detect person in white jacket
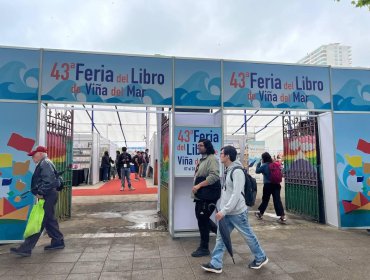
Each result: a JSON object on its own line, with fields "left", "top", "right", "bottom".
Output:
{"left": 201, "top": 145, "right": 268, "bottom": 274}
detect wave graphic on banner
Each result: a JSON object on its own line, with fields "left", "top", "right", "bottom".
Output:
{"left": 105, "top": 84, "right": 172, "bottom": 105}
{"left": 224, "top": 89, "right": 330, "bottom": 109}
{"left": 0, "top": 62, "right": 38, "bottom": 100}
{"left": 333, "top": 79, "right": 370, "bottom": 111}
{"left": 42, "top": 81, "right": 171, "bottom": 105}
{"left": 175, "top": 71, "right": 221, "bottom": 107}
{"left": 41, "top": 80, "right": 75, "bottom": 101}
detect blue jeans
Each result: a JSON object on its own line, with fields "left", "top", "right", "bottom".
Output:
{"left": 210, "top": 210, "right": 266, "bottom": 269}
{"left": 121, "top": 167, "right": 131, "bottom": 188}
{"left": 142, "top": 162, "right": 148, "bottom": 177}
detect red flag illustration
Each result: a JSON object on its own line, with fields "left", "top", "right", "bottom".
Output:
{"left": 7, "top": 133, "right": 35, "bottom": 153}
{"left": 357, "top": 139, "right": 370, "bottom": 154}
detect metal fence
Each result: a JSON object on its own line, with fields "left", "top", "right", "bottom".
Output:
{"left": 46, "top": 108, "right": 73, "bottom": 220}
{"left": 283, "top": 115, "right": 325, "bottom": 222}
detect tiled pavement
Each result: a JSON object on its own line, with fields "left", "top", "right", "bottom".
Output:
{"left": 1, "top": 216, "right": 369, "bottom": 280}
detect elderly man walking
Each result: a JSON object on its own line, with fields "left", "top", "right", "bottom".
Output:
{"left": 10, "top": 146, "right": 64, "bottom": 257}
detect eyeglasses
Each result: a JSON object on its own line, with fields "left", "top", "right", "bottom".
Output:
{"left": 197, "top": 144, "right": 204, "bottom": 147}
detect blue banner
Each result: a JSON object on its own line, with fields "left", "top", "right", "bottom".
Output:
{"left": 333, "top": 113, "right": 370, "bottom": 228}
{"left": 174, "top": 127, "right": 221, "bottom": 176}
{"left": 0, "top": 47, "right": 39, "bottom": 101}
{"left": 175, "top": 59, "right": 221, "bottom": 107}
{"left": 0, "top": 103, "right": 38, "bottom": 242}
{"left": 41, "top": 51, "right": 172, "bottom": 106}
{"left": 223, "top": 62, "right": 331, "bottom": 110}
{"left": 332, "top": 68, "right": 370, "bottom": 112}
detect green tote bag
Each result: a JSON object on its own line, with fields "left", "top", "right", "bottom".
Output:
{"left": 24, "top": 199, "right": 45, "bottom": 238}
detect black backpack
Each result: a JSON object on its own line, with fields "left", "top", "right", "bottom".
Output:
{"left": 47, "top": 160, "right": 65, "bottom": 192}
{"left": 54, "top": 170, "right": 65, "bottom": 191}
{"left": 230, "top": 167, "right": 257, "bottom": 207}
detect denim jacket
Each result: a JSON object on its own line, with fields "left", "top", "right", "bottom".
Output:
{"left": 255, "top": 162, "right": 271, "bottom": 183}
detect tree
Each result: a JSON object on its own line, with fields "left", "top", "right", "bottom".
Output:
{"left": 337, "top": 0, "right": 370, "bottom": 10}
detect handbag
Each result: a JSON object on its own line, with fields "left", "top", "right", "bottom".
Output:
{"left": 23, "top": 199, "right": 45, "bottom": 238}
{"left": 194, "top": 176, "right": 221, "bottom": 202}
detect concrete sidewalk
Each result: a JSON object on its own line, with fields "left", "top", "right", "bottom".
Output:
{"left": 1, "top": 211, "right": 369, "bottom": 280}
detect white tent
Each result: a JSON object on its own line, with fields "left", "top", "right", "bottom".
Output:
{"left": 49, "top": 104, "right": 161, "bottom": 150}
{"left": 47, "top": 104, "right": 311, "bottom": 152}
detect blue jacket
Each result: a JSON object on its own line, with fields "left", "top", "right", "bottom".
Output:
{"left": 255, "top": 162, "right": 271, "bottom": 183}
{"left": 31, "top": 157, "right": 58, "bottom": 196}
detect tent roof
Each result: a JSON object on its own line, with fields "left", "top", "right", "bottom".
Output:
{"left": 48, "top": 104, "right": 307, "bottom": 145}
{"left": 49, "top": 104, "right": 159, "bottom": 148}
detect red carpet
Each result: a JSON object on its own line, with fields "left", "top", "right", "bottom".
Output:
{"left": 72, "top": 175, "right": 158, "bottom": 196}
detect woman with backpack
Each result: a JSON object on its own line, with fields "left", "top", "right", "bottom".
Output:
{"left": 255, "top": 152, "right": 287, "bottom": 224}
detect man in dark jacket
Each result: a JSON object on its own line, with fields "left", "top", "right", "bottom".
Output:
{"left": 119, "top": 147, "right": 135, "bottom": 191}
{"left": 191, "top": 139, "right": 220, "bottom": 257}
{"left": 142, "top": 149, "right": 150, "bottom": 178}
{"left": 115, "top": 150, "right": 122, "bottom": 179}
{"left": 101, "top": 151, "right": 112, "bottom": 182}
{"left": 10, "top": 146, "right": 64, "bottom": 257}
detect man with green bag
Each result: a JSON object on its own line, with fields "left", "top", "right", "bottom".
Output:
{"left": 10, "top": 146, "right": 65, "bottom": 257}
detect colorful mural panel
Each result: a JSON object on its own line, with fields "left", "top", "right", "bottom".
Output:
{"left": 160, "top": 116, "right": 170, "bottom": 186}
{"left": 0, "top": 103, "right": 38, "bottom": 241}
{"left": 333, "top": 113, "right": 370, "bottom": 228}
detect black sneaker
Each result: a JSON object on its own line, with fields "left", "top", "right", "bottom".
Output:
{"left": 201, "top": 263, "right": 222, "bottom": 273}
{"left": 10, "top": 247, "right": 31, "bottom": 257}
{"left": 191, "top": 248, "right": 210, "bottom": 257}
{"left": 278, "top": 216, "right": 287, "bottom": 224}
{"left": 44, "top": 240, "right": 65, "bottom": 250}
{"left": 248, "top": 256, "right": 268, "bottom": 269}
{"left": 255, "top": 212, "right": 263, "bottom": 220}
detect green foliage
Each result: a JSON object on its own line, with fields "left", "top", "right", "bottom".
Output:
{"left": 337, "top": 0, "right": 370, "bottom": 9}
{"left": 353, "top": 0, "right": 370, "bottom": 7}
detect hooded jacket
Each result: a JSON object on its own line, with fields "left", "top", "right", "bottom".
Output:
{"left": 219, "top": 160, "right": 247, "bottom": 217}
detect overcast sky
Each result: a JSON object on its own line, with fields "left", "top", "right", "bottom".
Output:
{"left": 1, "top": 0, "right": 369, "bottom": 67}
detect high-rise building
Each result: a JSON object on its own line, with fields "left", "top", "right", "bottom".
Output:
{"left": 298, "top": 43, "right": 352, "bottom": 66}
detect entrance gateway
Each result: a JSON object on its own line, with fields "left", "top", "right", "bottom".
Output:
{"left": 0, "top": 46, "right": 369, "bottom": 242}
